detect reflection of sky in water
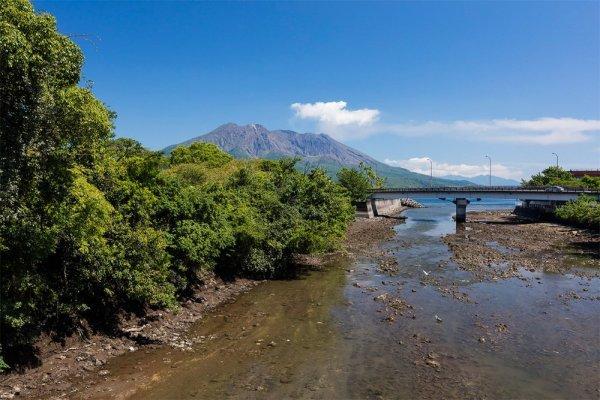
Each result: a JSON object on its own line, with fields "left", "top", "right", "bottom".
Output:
{"left": 395, "top": 198, "right": 516, "bottom": 237}
{"left": 90, "top": 197, "right": 599, "bottom": 400}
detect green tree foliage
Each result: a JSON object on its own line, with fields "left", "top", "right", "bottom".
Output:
{"left": 556, "top": 196, "right": 600, "bottom": 228}
{"left": 0, "top": 0, "right": 354, "bottom": 367}
{"left": 522, "top": 167, "right": 600, "bottom": 227}
{"left": 169, "top": 142, "right": 233, "bottom": 167}
{"left": 522, "top": 166, "right": 600, "bottom": 189}
{"left": 337, "top": 162, "right": 386, "bottom": 201}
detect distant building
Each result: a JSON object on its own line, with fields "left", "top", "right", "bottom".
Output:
{"left": 569, "top": 170, "right": 600, "bottom": 178}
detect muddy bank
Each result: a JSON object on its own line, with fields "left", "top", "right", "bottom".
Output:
{"left": 0, "top": 275, "right": 258, "bottom": 400}
{"left": 443, "top": 210, "right": 600, "bottom": 280}
{"left": 11, "top": 202, "right": 598, "bottom": 400}
{"left": 345, "top": 209, "right": 407, "bottom": 255}
{"left": 0, "top": 214, "right": 403, "bottom": 400}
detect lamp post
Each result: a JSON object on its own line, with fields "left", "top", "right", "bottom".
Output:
{"left": 426, "top": 158, "right": 433, "bottom": 187}
{"left": 552, "top": 152, "right": 559, "bottom": 168}
{"left": 484, "top": 155, "right": 491, "bottom": 187}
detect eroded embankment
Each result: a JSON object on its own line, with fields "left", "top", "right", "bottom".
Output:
{"left": 0, "top": 276, "right": 259, "bottom": 400}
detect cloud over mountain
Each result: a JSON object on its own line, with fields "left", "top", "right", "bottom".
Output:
{"left": 384, "top": 157, "right": 523, "bottom": 180}
{"left": 291, "top": 101, "right": 599, "bottom": 145}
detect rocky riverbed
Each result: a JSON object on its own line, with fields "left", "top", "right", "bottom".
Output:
{"left": 3, "top": 204, "right": 599, "bottom": 399}
{"left": 443, "top": 210, "right": 600, "bottom": 280}
{"left": 0, "top": 212, "right": 406, "bottom": 400}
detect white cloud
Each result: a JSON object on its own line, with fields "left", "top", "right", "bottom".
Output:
{"left": 290, "top": 100, "right": 599, "bottom": 145}
{"left": 386, "top": 118, "right": 599, "bottom": 145}
{"left": 384, "top": 157, "right": 523, "bottom": 180}
{"left": 290, "top": 101, "right": 379, "bottom": 140}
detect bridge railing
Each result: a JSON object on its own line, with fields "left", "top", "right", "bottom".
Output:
{"left": 369, "top": 186, "right": 600, "bottom": 194}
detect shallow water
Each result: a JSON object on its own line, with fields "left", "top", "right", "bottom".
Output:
{"left": 81, "top": 200, "right": 600, "bottom": 399}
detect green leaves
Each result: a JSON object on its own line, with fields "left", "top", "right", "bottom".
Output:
{"left": 523, "top": 166, "right": 600, "bottom": 189}
{"left": 523, "top": 167, "right": 600, "bottom": 227}
{"left": 337, "top": 162, "right": 385, "bottom": 202}
{"left": 170, "top": 142, "right": 233, "bottom": 167}
{"left": 0, "top": 0, "right": 355, "bottom": 368}
{"left": 556, "top": 195, "right": 600, "bottom": 227}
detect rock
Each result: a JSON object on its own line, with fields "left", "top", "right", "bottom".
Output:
{"left": 425, "top": 359, "right": 441, "bottom": 369}
{"left": 268, "top": 341, "right": 276, "bottom": 347}
{"left": 435, "top": 315, "right": 443, "bottom": 323}
{"left": 98, "top": 370, "right": 110, "bottom": 376}
{"left": 478, "top": 336, "right": 486, "bottom": 343}
{"left": 374, "top": 293, "right": 389, "bottom": 302}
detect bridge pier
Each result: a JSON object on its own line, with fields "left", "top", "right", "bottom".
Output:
{"left": 453, "top": 198, "right": 470, "bottom": 223}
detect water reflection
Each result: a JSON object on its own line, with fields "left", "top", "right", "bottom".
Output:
{"left": 77, "top": 199, "right": 599, "bottom": 400}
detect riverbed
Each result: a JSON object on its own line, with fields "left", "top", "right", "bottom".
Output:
{"left": 71, "top": 200, "right": 600, "bottom": 399}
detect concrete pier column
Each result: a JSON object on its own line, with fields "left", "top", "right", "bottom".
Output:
{"left": 453, "top": 198, "right": 470, "bottom": 223}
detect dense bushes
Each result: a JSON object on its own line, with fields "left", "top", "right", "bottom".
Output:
{"left": 556, "top": 196, "right": 600, "bottom": 228}
{"left": 337, "top": 162, "right": 385, "bottom": 202}
{"left": 523, "top": 166, "right": 600, "bottom": 189}
{"left": 0, "top": 0, "right": 354, "bottom": 369}
{"left": 522, "top": 167, "right": 600, "bottom": 227}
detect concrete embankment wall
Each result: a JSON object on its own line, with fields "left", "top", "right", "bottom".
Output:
{"left": 355, "top": 198, "right": 409, "bottom": 218}
{"left": 371, "top": 198, "right": 405, "bottom": 217}
{"left": 354, "top": 200, "right": 375, "bottom": 218}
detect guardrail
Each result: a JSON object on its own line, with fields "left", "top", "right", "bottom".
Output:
{"left": 369, "top": 186, "right": 600, "bottom": 194}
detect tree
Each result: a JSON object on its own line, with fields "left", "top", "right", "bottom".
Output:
{"left": 522, "top": 166, "right": 600, "bottom": 189}
{"left": 170, "top": 142, "right": 233, "bottom": 167}
{"left": 0, "top": 0, "right": 356, "bottom": 369}
{"left": 337, "top": 162, "right": 385, "bottom": 202}
{"left": 1, "top": 0, "right": 115, "bottom": 360}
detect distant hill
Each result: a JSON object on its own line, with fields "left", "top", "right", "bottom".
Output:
{"left": 163, "top": 123, "right": 473, "bottom": 187}
{"left": 439, "top": 174, "right": 520, "bottom": 186}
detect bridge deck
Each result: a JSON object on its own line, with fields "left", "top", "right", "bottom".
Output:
{"left": 369, "top": 186, "right": 600, "bottom": 201}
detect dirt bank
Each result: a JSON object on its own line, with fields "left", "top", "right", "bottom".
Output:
{"left": 442, "top": 210, "right": 600, "bottom": 280}
{"left": 345, "top": 210, "right": 406, "bottom": 255}
{"left": 0, "top": 212, "right": 406, "bottom": 400}
{"left": 0, "top": 276, "right": 258, "bottom": 400}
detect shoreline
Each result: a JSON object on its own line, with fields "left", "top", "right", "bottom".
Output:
{"left": 0, "top": 212, "right": 405, "bottom": 400}
{"left": 442, "top": 210, "right": 599, "bottom": 280}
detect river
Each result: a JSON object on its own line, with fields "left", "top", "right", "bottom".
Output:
{"left": 80, "top": 200, "right": 600, "bottom": 399}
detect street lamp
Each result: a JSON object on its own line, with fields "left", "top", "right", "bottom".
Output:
{"left": 484, "top": 155, "right": 491, "bottom": 187}
{"left": 552, "top": 152, "right": 559, "bottom": 168}
{"left": 426, "top": 158, "right": 433, "bottom": 187}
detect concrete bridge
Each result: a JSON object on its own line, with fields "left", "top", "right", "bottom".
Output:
{"left": 369, "top": 186, "right": 600, "bottom": 222}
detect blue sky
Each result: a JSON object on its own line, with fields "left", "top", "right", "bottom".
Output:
{"left": 36, "top": 1, "right": 599, "bottom": 179}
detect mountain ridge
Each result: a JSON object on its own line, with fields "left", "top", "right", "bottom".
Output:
{"left": 439, "top": 174, "right": 520, "bottom": 186}
{"left": 163, "top": 123, "right": 474, "bottom": 187}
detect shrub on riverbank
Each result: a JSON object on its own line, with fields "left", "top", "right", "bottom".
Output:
{"left": 0, "top": 0, "right": 353, "bottom": 369}
{"left": 337, "top": 162, "right": 386, "bottom": 201}
{"left": 555, "top": 196, "right": 600, "bottom": 228}
{"left": 523, "top": 166, "right": 600, "bottom": 189}
{"left": 522, "top": 167, "right": 600, "bottom": 228}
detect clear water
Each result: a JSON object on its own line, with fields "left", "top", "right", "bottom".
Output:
{"left": 78, "top": 201, "right": 600, "bottom": 400}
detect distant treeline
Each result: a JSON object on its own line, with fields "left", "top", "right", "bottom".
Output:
{"left": 0, "top": 0, "right": 358, "bottom": 369}
{"left": 522, "top": 167, "right": 600, "bottom": 227}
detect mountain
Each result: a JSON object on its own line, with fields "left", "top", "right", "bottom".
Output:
{"left": 439, "top": 175, "right": 520, "bottom": 186}
{"left": 163, "top": 123, "right": 473, "bottom": 187}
